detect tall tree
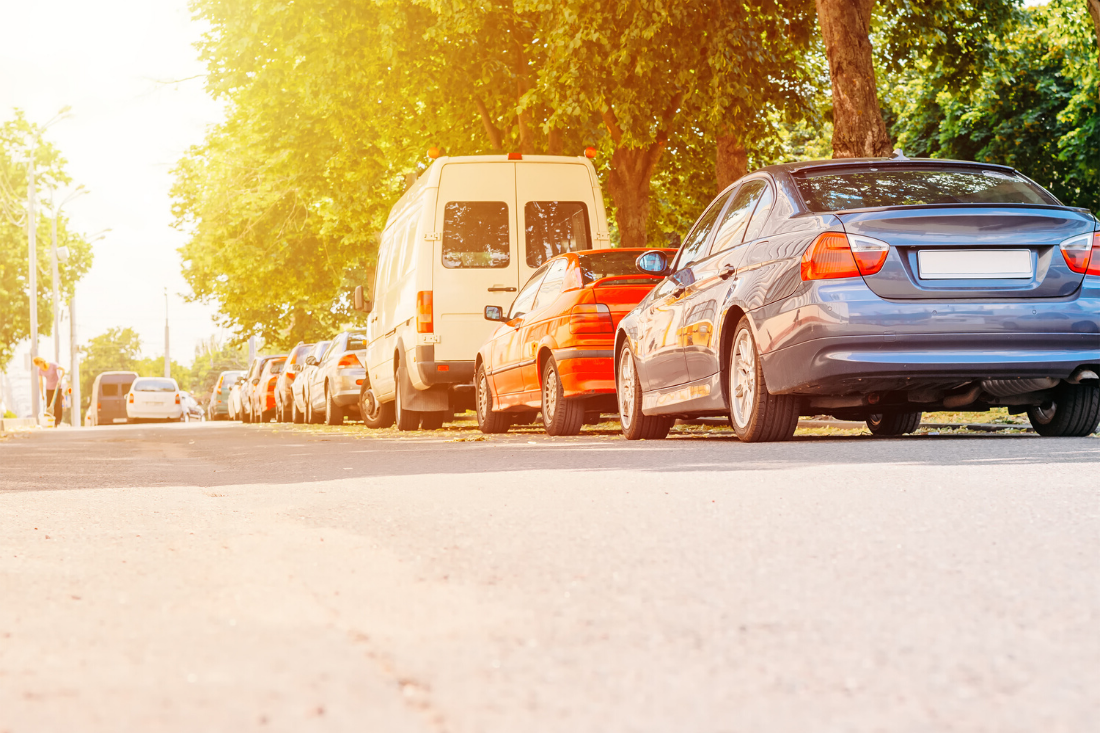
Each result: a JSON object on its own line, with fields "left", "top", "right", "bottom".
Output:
{"left": 0, "top": 111, "right": 93, "bottom": 371}
{"left": 816, "top": 0, "right": 1020, "bottom": 158}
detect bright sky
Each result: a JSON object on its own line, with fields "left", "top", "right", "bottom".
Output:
{"left": 0, "top": 0, "right": 225, "bottom": 366}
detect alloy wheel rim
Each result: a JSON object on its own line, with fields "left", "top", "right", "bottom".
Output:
{"left": 731, "top": 329, "right": 757, "bottom": 429}
{"left": 618, "top": 349, "right": 636, "bottom": 430}
{"left": 544, "top": 369, "right": 558, "bottom": 420}
{"left": 363, "top": 389, "right": 379, "bottom": 421}
{"left": 478, "top": 374, "right": 489, "bottom": 420}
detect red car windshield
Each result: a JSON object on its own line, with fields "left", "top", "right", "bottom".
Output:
{"left": 578, "top": 251, "right": 663, "bottom": 285}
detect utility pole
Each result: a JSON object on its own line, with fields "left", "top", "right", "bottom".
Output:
{"left": 27, "top": 146, "right": 39, "bottom": 421}
{"left": 70, "top": 293, "right": 80, "bottom": 426}
{"left": 50, "top": 187, "right": 85, "bottom": 364}
{"left": 164, "top": 288, "right": 171, "bottom": 379}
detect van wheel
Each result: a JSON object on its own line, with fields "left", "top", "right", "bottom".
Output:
{"left": 617, "top": 342, "right": 672, "bottom": 440}
{"left": 1027, "top": 382, "right": 1100, "bottom": 436}
{"left": 360, "top": 388, "right": 394, "bottom": 429}
{"left": 324, "top": 388, "right": 344, "bottom": 426}
{"left": 394, "top": 365, "right": 420, "bottom": 431}
{"left": 542, "top": 357, "right": 584, "bottom": 436}
{"left": 419, "top": 412, "right": 446, "bottom": 430}
{"left": 728, "top": 317, "right": 799, "bottom": 443}
{"left": 475, "top": 364, "right": 509, "bottom": 434}
{"left": 867, "top": 411, "right": 923, "bottom": 436}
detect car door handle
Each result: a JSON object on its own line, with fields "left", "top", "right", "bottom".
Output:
{"left": 719, "top": 265, "right": 737, "bottom": 280}
{"left": 488, "top": 285, "right": 517, "bottom": 292}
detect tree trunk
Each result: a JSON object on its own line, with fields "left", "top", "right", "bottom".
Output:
{"left": 716, "top": 130, "right": 748, "bottom": 192}
{"left": 547, "top": 128, "right": 563, "bottom": 156}
{"left": 607, "top": 145, "right": 664, "bottom": 249}
{"left": 1088, "top": 0, "right": 1100, "bottom": 70}
{"left": 815, "top": 0, "right": 892, "bottom": 158}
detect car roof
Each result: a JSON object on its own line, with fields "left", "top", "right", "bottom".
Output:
{"left": 759, "top": 156, "right": 1017, "bottom": 177}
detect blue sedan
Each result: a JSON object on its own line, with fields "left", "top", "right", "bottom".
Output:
{"left": 615, "top": 157, "right": 1100, "bottom": 441}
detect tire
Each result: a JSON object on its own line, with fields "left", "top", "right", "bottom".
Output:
{"left": 419, "top": 411, "right": 446, "bottom": 430}
{"left": 242, "top": 405, "right": 252, "bottom": 424}
{"left": 727, "top": 317, "right": 799, "bottom": 442}
{"left": 291, "top": 398, "right": 302, "bottom": 424}
{"left": 541, "top": 357, "right": 584, "bottom": 436}
{"left": 308, "top": 398, "right": 323, "bottom": 425}
{"left": 394, "top": 364, "right": 420, "bottom": 431}
{"left": 360, "top": 387, "right": 395, "bottom": 429}
{"left": 616, "top": 342, "right": 672, "bottom": 440}
{"left": 324, "top": 387, "right": 344, "bottom": 426}
{"left": 475, "top": 363, "right": 510, "bottom": 434}
{"left": 867, "top": 411, "right": 923, "bottom": 436}
{"left": 1027, "top": 382, "right": 1100, "bottom": 437}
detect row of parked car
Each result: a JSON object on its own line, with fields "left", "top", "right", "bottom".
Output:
{"left": 209, "top": 152, "right": 1100, "bottom": 440}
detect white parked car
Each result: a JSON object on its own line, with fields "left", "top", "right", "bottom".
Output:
{"left": 126, "top": 377, "right": 183, "bottom": 423}
{"left": 356, "top": 153, "right": 611, "bottom": 432}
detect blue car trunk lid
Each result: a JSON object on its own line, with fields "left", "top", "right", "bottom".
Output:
{"left": 838, "top": 206, "right": 1095, "bottom": 299}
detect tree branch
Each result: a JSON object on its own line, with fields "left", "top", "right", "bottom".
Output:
{"left": 474, "top": 98, "right": 504, "bottom": 151}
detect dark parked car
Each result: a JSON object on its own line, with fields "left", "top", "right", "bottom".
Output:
{"left": 615, "top": 156, "right": 1100, "bottom": 442}
{"left": 207, "top": 370, "right": 244, "bottom": 420}
{"left": 88, "top": 371, "right": 139, "bottom": 426}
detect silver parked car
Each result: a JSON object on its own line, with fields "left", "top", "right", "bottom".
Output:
{"left": 291, "top": 340, "right": 330, "bottom": 423}
{"left": 307, "top": 331, "right": 367, "bottom": 425}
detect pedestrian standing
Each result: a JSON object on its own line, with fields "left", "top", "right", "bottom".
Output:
{"left": 33, "top": 357, "right": 65, "bottom": 428}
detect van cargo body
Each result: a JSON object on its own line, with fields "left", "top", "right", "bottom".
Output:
{"left": 90, "top": 371, "right": 138, "bottom": 426}
{"left": 362, "top": 155, "right": 610, "bottom": 430}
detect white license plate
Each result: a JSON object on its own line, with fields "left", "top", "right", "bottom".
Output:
{"left": 917, "top": 249, "right": 1032, "bottom": 280}
{"left": 113, "top": 418, "right": 127, "bottom": 423}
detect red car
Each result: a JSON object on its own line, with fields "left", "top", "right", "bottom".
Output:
{"left": 250, "top": 355, "right": 286, "bottom": 423}
{"left": 475, "top": 248, "right": 675, "bottom": 435}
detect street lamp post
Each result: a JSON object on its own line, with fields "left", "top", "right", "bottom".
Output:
{"left": 25, "top": 106, "right": 71, "bottom": 423}
{"left": 50, "top": 186, "right": 86, "bottom": 363}
{"left": 164, "top": 288, "right": 171, "bottom": 379}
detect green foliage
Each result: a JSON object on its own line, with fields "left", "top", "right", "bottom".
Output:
{"left": 890, "top": 0, "right": 1099, "bottom": 211}
{"left": 185, "top": 342, "right": 249, "bottom": 401}
{"left": 0, "top": 110, "right": 94, "bottom": 371}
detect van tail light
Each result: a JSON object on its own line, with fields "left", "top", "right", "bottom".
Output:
{"left": 417, "top": 291, "right": 433, "bottom": 333}
{"left": 1060, "top": 233, "right": 1100, "bottom": 275}
{"left": 174, "top": 393, "right": 181, "bottom": 405}
{"left": 801, "top": 232, "right": 889, "bottom": 281}
{"left": 569, "top": 303, "right": 614, "bottom": 334}
{"left": 337, "top": 353, "right": 362, "bottom": 369}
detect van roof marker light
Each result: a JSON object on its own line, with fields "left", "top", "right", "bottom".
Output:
{"left": 584, "top": 146, "right": 597, "bottom": 159}
{"left": 428, "top": 146, "right": 441, "bottom": 159}
{"left": 508, "top": 152, "right": 523, "bottom": 160}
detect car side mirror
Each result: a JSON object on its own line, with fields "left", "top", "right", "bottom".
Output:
{"left": 353, "top": 285, "right": 373, "bottom": 314}
{"left": 636, "top": 250, "right": 670, "bottom": 276}
{"left": 484, "top": 305, "right": 506, "bottom": 322}
{"left": 251, "top": 378, "right": 260, "bottom": 385}
{"left": 305, "top": 356, "right": 318, "bottom": 366}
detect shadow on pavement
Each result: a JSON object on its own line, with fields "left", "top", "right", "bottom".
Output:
{"left": 0, "top": 420, "right": 1097, "bottom": 493}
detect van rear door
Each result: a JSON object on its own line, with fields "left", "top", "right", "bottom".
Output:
{"left": 433, "top": 162, "right": 521, "bottom": 363}
{"left": 516, "top": 162, "right": 600, "bottom": 278}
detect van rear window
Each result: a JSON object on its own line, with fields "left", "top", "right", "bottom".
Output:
{"left": 442, "top": 202, "right": 510, "bottom": 268}
{"left": 101, "top": 384, "right": 118, "bottom": 396}
{"left": 525, "top": 202, "right": 590, "bottom": 267}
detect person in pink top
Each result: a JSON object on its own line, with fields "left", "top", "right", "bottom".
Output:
{"left": 33, "top": 357, "right": 65, "bottom": 428}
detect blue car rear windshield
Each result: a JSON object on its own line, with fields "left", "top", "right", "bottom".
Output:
{"left": 794, "top": 167, "right": 1059, "bottom": 212}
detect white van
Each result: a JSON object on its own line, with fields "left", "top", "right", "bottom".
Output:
{"left": 356, "top": 154, "right": 610, "bottom": 431}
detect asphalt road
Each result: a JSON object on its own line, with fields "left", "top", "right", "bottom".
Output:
{"left": 1, "top": 420, "right": 1098, "bottom": 732}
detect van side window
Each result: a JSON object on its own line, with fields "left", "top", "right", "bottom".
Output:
{"left": 525, "top": 202, "right": 590, "bottom": 267}
{"left": 387, "top": 223, "right": 406, "bottom": 282}
{"left": 398, "top": 210, "right": 420, "bottom": 276}
{"left": 532, "top": 258, "right": 569, "bottom": 311}
{"left": 442, "top": 202, "right": 510, "bottom": 268}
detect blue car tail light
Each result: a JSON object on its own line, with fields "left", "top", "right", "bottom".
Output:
{"left": 801, "top": 232, "right": 889, "bottom": 281}
{"left": 1060, "top": 233, "right": 1100, "bottom": 275}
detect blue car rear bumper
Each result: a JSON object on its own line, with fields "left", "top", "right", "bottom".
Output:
{"left": 755, "top": 281, "right": 1100, "bottom": 395}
